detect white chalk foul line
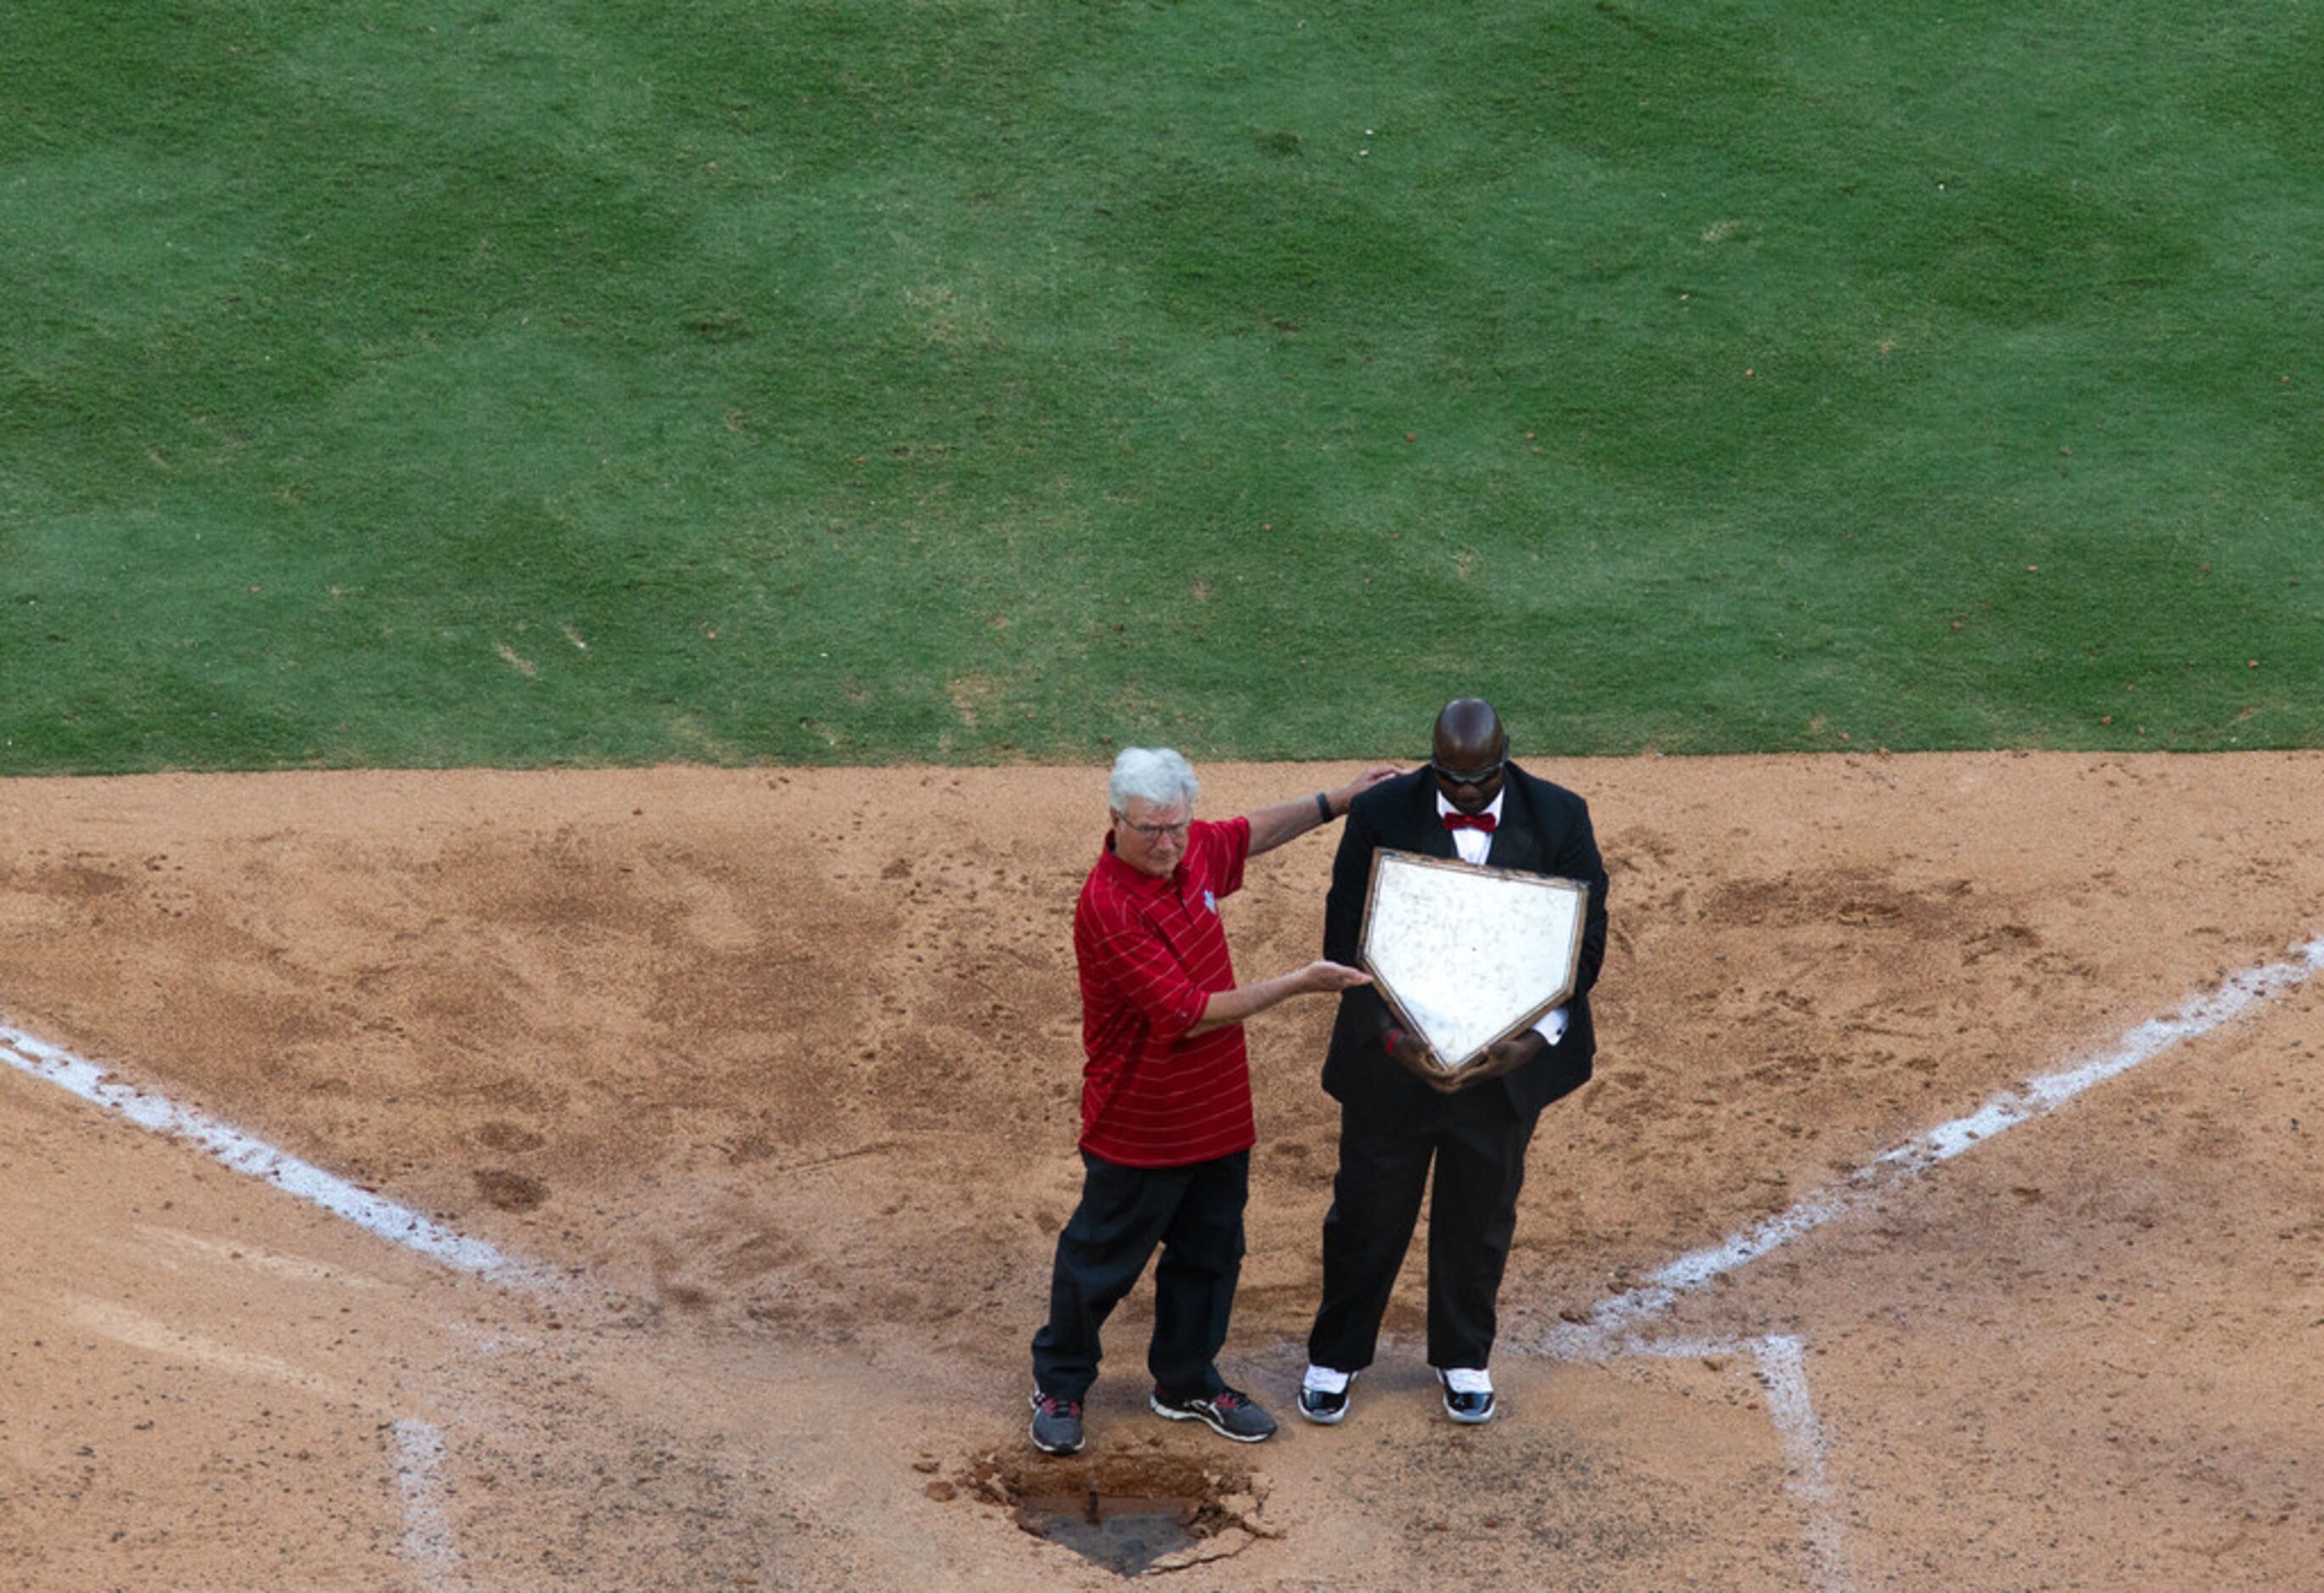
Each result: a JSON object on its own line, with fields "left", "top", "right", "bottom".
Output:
{"left": 0, "top": 1020, "right": 544, "bottom": 1288}
{"left": 1531, "top": 935, "right": 2324, "bottom": 1357}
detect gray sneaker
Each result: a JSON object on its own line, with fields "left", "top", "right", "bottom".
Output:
{"left": 1149, "top": 1384, "right": 1278, "bottom": 1443}
{"left": 1029, "top": 1390, "right": 1084, "bottom": 1456}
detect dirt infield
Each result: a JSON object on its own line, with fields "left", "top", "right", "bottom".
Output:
{"left": 4, "top": 753, "right": 2321, "bottom": 1590}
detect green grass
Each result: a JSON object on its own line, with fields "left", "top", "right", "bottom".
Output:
{"left": 3, "top": 0, "right": 2319, "bottom": 772}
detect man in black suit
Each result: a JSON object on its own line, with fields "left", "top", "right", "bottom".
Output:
{"left": 1298, "top": 697, "right": 1610, "bottom": 1426}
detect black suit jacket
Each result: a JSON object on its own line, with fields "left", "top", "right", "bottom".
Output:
{"left": 1320, "top": 763, "right": 1610, "bottom": 1119}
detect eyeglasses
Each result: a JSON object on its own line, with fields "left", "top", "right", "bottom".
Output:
{"left": 1122, "top": 817, "right": 1192, "bottom": 841}
{"left": 1431, "top": 759, "right": 1505, "bottom": 790}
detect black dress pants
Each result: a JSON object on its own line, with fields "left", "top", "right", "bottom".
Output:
{"left": 1308, "top": 1086, "right": 1538, "bottom": 1373}
{"left": 1032, "top": 1149, "right": 1248, "bottom": 1403}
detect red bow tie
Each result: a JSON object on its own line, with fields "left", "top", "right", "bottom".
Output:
{"left": 1442, "top": 811, "right": 1497, "bottom": 833}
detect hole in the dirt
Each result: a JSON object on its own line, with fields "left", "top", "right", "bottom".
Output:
{"left": 1015, "top": 1490, "right": 1201, "bottom": 1577}
{"left": 970, "top": 1449, "right": 1261, "bottom": 1577}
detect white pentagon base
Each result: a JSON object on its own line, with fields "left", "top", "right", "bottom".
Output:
{"left": 1358, "top": 849, "right": 1588, "bottom": 1072}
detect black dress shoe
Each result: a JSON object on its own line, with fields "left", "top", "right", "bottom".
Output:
{"left": 1435, "top": 1367, "right": 1496, "bottom": 1425}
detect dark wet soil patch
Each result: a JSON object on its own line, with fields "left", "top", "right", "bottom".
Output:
{"left": 959, "top": 1447, "right": 1274, "bottom": 1575}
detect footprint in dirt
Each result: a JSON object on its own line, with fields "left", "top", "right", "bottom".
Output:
{"left": 473, "top": 1168, "right": 549, "bottom": 1211}
{"left": 474, "top": 1120, "right": 546, "bottom": 1154}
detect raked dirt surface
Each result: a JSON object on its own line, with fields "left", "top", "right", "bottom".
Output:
{"left": 4, "top": 752, "right": 2322, "bottom": 1589}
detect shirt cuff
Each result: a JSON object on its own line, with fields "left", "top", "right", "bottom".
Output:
{"left": 1532, "top": 1006, "right": 1569, "bottom": 1047}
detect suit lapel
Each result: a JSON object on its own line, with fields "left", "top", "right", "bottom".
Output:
{"left": 1417, "top": 779, "right": 1459, "bottom": 861}
{"left": 1483, "top": 769, "right": 1535, "bottom": 871}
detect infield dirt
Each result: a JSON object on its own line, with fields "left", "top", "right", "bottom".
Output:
{"left": 4, "top": 752, "right": 2321, "bottom": 1589}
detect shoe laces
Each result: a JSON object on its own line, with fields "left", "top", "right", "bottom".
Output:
{"left": 1036, "top": 1394, "right": 1082, "bottom": 1417}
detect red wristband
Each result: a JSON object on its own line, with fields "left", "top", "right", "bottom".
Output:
{"left": 1382, "top": 1028, "right": 1403, "bottom": 1055}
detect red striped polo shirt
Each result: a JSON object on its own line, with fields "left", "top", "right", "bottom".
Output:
{"left": 1073, "top": 816, "right": 1253, "bottom": 1166}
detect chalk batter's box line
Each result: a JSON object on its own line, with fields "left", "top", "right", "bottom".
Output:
{"left": 394, "top": 1417, "right": 470, "bottom": 1591}
{"left": 1628, "top": 1334, "right": 1842, "bottom": 1587}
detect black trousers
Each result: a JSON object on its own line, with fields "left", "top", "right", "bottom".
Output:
{"left": 1032, "top": 1149, "right": 1249, "bottom": 1403}
{"left": 1308, "top": 1087, "right": 1539, "bottom": 1373}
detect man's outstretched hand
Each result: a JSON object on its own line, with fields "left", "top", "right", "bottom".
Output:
{"left": 1296, "top": 960, "right": 1373, "bottom": 994}
{"left": 1329, "top": 764, "right": 1403, "bottom": 813}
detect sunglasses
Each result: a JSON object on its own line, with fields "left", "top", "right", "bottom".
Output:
{"left": 1431, "top": 758, "right": 1505, "bottom": 789}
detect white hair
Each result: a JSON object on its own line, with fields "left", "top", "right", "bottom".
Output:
{"left": 1108, "top": 746, "right": 1199, "bottom": 814}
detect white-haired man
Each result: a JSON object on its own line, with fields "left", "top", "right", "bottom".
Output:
{"left": 1028, "top": 746, "right": 1396, "bottom": 1456}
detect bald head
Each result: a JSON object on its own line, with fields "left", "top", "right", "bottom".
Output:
{"left": 1431, "top": 698, "right": 1508, "bottom": 814}
{"left": 1433, "top": 698, "right": 1505, "bottom": 766}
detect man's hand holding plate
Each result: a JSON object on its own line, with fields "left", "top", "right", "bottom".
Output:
{"left": 1385, "top": 1027, "right": 1464, "bottom": 1094}
{"left": 1449, "top": 1029, "right": 1546, "bottom": 1091}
